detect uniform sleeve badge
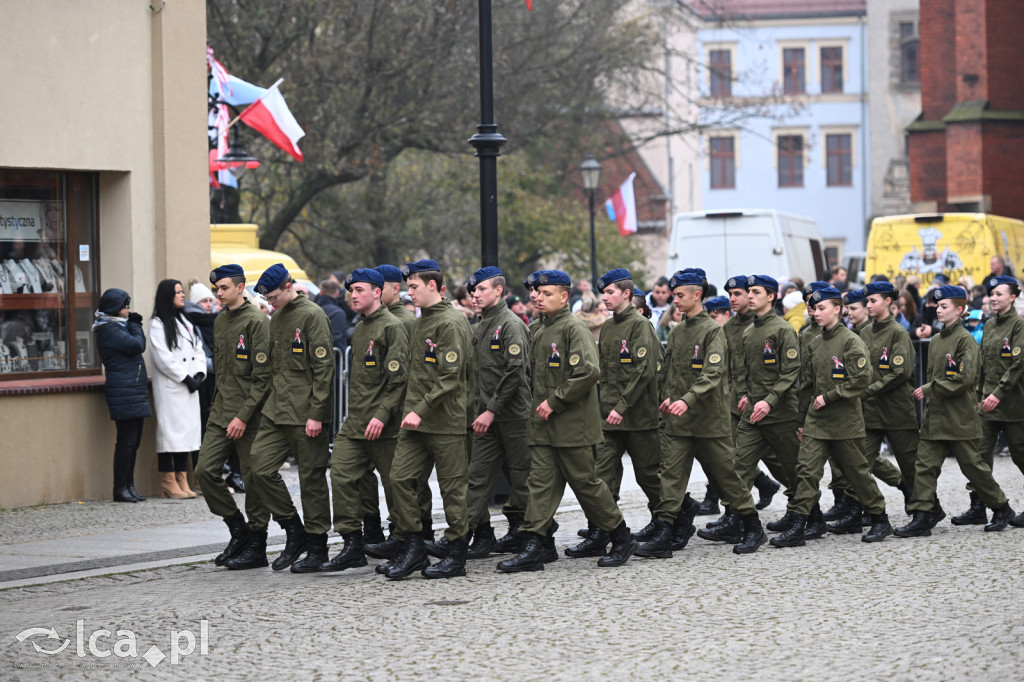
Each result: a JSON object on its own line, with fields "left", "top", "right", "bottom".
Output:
{"left": 569, "top": 353, "right": 580, "bottom": 366}
{"left": 445, "top": 350, "right": 459, "bottom": 364}
{"left": 786, "top": 348, "right": 798, "bottom": 360}
{"left": 388, "top": 360, "right": 401, "bottom": 372}
{"left": 255, "top": 352, "right": 268, "bottom": 364}
{"left": 637, "top": 346, "right": 647, "bottom": 358}
{"left": 508, "top": 344, "right": 521, "bottom": 356}
{"left": 315, "top": 346, "right": 328, "bottom": 359}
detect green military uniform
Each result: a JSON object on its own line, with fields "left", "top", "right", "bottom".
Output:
{"left": 976, "top": 306, "right": 1024, "bottom": 479}
{"left": 803, "top": 319, "right": 851, "bottom": 498}
{"left": 732, "top": 308, "right": 801, "bottom": 495}
{"left": 388, "top": 300, "right": 417, "bottom": 329}
{"left": 249, "top": 292, "right": 335, "bottom": 534}
{"left": 522, "top": 305, "right": 624, "bottom": 535}
{"left": 331, "top": 304, "right": 409, "bottom": 535}
{"left": 196, "top": 299, "right": 272, "bottom": 530}
{"left": 909, "top": 319, "right": 1008, "bottom": 512}
{"left": 859, "top": 315, "right": 918, "bottom": 488}
{"left": 653, "top": 310, "right": 756, "bottom": 523}
{"left": 725, "top": 309, "right": 755, "bottom": 429}
{"left": 390, "top": 299, "right": 474, "bottom": 541}
{"left": 789, "top": 322, "right": 886, "bottom": 516}
{"left": 595, "top": 304, "right": 662, "bottom": 507}
{"left": 465, "top": 298, "right": 532, "bottom": 527}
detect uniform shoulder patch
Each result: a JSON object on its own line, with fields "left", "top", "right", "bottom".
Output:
{"left": 569, "top": 353, "right": 580, "bottom": 366}
{"left": 1014, "top": 347, "right": 1022, "bottom": 357}
{"left": 892, "top": 355, "right": 904, "bottom": 366}
{"left": 786, "top": 348, "right": 798, "bottom": 359}
{"left": 255, "top": 352, "right": 268, "bottom": 364}
{"left": 637, "top": 346, "right": 647, "bottom": 358}
{"left": 445, "top": 350, "right": 459, "bottom": 363}
{"left": 388, "top": 360, "right": 401, "bottom": 372}
{"left": 708, "top": 353, "right": 721, "bottom": 364}
{"left": 315, "top": 346, "right": 328, "bottom": 359}
{"left": 857, "top": 357, "right": 867, "bottom": 368}
{"left": 657, "top": 361, "right": 662, "bottom": 372}
{"left": 508, "top": 343, "right": 521, "bottom": 356}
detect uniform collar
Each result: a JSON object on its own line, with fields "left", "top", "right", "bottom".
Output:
{"left": 421, "top": 299, "right": 451, "bottom": 316}
{"left": 821, "top": 321, "right": 843, "bottom": 340}
{"left": 753, "top": 308, "right": 777, "bottom": 326}
{"left": 612, "top": 304, "right": 637, "bottom": 323}
{"left": 995, "top": 307, "right": 1019, "bottom": 324}
{"left": 735, "top": 308, "right": 754, "bottom": 323}
{"left": 543, "top": 305, "right": 571, "bottom": 325}
{"left": 363, "top": 303, "right": 386, "bottom": 321}
{"left": 685, "top": 310, "right": 710, "bottom": 326}
{"left": 939, "top": 319, "right": 961, "bottom": 336}
{"left": 481, "top": 297, "right": 509, "bottom": 320}
{"left": 871, "top": 315, "right": 895, "bottom": 332}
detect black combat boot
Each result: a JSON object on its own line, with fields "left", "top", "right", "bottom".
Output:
{"left": 766, "top": 511, "right": 798, "bottom": 532}
{"left": 894, "top": 511, "right": 932, "bottom": 537}
{"left": 754, "top": 472, "right": 781, "bottom": 510}
{"left": 565, "top": 527, "right": 610, "bottom": 558}
{"left": 929, "top": 498, "right": 946, "bottom": 527}
{"left": 733, "top": 514, "right": 767, "bottom": 554}
{"left": 541, "top": 520, "right": 560, "bottom": 563}
{"left": 421, "top": 517, "right": 435, "bottom": 541}
{"left": 635, "top": 519, "right": 673, "bottom": 558}
{"left": 494, "top": 513, "right": 524, "bottom": 554}
{"left": 697, "top": 511, "right": 743, "bottom": 543}
{"left": 951, "top": 492, "right": 987, "bottom": 525}
{"left": 598, "top": 523, "right": 637, "bottom": 567}
{"left": 632, "top": 515, "right": 659, "bottom": 542}
{"left": 984, "top": 502, "right": 1015, "bottom": 532}
{"left": 769, "top": 513, "right": 807, "bottom": 548}
{"left": 822, "top": 491, "right": 849, "bottom": 520}
{"left": 385, "top": 534, "right": 429, "bottom": 580}
{"left": 577, "top": 522, "right": 594, "bottom": 538}
{"left": 827, "top": 499, "right": 864, "bottom": 535}
{"left": 424, "top": 535, "right": 451, "bottom": 559}
{"left": 322, "top": 531, "right": 368, "bottom": 572}
{"left": 365, "top": 534, "right": 404, "bottom": 560}
{"left": 362, "top": 515, "right": 386, "bottom": 545}
{"left": 291, "top": 533, "right": 329, "bottom": 573}
{"left": 705, "top": 507, "right": 732, "bottom": 528}
{"left": 671, "top": 494, "right": 698, "bottom": 550}
{"left": 423, "top": 536, "right": 467, "bottom": 579}
{"left": 271, "top": 516, "right": 306, "bottom": 571}
{"left": 466, "top": 523, "right": 497, "bottom": 560}
{"left": 862, "top": 513, "right": 893, "bottom": 543}
{"left": 897, "top": 478, "right": 913, "bottom": 508}
{"left": 803, "top": 504, "right": 828, "bottom": 540}
{"left": 225, "top": 530, "right": 269, "bottom": 570}
{"left": 1011, "top": 510, "right": 1024, "bottom": 528}
{"left": 215, "top": 512, "right": 250, "bottom": 566}
{"left": 496, "top": 533, "right": 546, "bottom": 573}
{"left": 696, "top": 483, "right": 720, "bottom": 516}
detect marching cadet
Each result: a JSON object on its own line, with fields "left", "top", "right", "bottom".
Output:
{"left": 462, "top": 266, "right": 532, "bottom": 560}
{"left": 194, "top": 264, "right": 273, "bottom": 570}
{"left": 590, "top": 269, "right": 663, "bottom": 541}
{"left": 895, "top": 285, "right": 1017, "bottom": 536}
{"left": 249, "top": 264, "right": 336, "bottom": 572}
{"left": 771, "top": 286, "right": 893, "bottom": 547}
{"left": 636, "top": 269, "right": 766, "bottom": 558}
{"left": 497, "top": 270, "right": 637, "bottom": 572}
{"left": 965, "top": 275, "right": 1024, "bottom": 527}
{"left": 320, "top": 269, "right": 409, "bottom": 572}
{"left": 377, "top": 264, "right": 417, "bottom": 330}
{"left": 381, "top": 260, "right": 474, "bottom": 580}
{"left": 705, "top": 296, "right": 731, "bottom": 326}
{"left": 844, "top": 288, "right": 872, "bottom": 335}
{"left": 732, "top": 275, "right": 802, "bottom": 535}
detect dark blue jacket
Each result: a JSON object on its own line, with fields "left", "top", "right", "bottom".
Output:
{"left": 94, "top": 317, "right": 153, "bottom": 421}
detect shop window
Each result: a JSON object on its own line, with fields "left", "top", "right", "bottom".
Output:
{"left": 0, "top": 170, "right": 100, "bottom": 378}
{"left": 709, "top": 136, "right": 736, "bottom": 189}
{"left": 777, "top": 135, "right": 804, "bottom": 188}
{"left": 783, "top": 48, "right": 805, "bottom": 95}
{"left": 821, "top": 46, "right": 843, "bottom": 94}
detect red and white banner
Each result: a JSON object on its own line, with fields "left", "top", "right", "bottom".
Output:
{"left": 238, "top": 82, "right": 305, "bottom": 162}
{"left": 604, "top": 172, "right": 637, "bottom": 236}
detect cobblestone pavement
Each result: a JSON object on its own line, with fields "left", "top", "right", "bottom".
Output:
{"left": 1, "top": 457, "right": 1023, "bottom": 680}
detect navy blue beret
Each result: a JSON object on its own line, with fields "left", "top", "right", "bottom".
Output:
{"left": 210, "top": 263, "right": 245, "bottom": 284}
{"left": 255, "top": 263, "right": 289, "bottom": 295}
{"left": 597, "top": 268, "right": 632, "bottom": 292}
{"left": 809, "top": 286, "right": 843, "bottom": 303}
{"left": 704, "top": 296, "right": 730, "bottom": 312}
{"left": 933, "top": 285, "right": 968, "bottom": 302}
{"left": 468, "top": 266, "right": 503, "bottom": 292}
{"left": 682, "top": 267, "right": 707, "bottom": 281}
{"left": 537, "top": 270, "right": 571, "bottom": 286}
{"left": 524, "top": 271, "right": 541, "bottom": 289}
{"left": 864, "top": 281, "right": 897, "bottom": 298}
{"left": 669, "top": 270, "right": 703, "bottom": 289}
{"left": 345, "top": 268, "right": 385, "bottom": 291}
{"left": 724, "top": 275, "right": 748, "bottom": 291}
{"left": 375, "top": 264, "right": 403, "bottom": 283}
{"left": 803, "top": 280, "right": 830, "bottom": 301}
{"left": 843, "top": 288, "right": 867, "bottom": 305}
{"left": 746, "top": 275, "right": 778, "bottom": 292}
{"left": 931, "top": 273, "right": 949, "bottom": 285}
{"left": 633, "top": 286, "right": 645, "bottom": 297}
{"left": 401, "top": 259, "right": 441, "bottom": 280}
{"left": 986, "top": 275, "right": 1019, "bottom": 295}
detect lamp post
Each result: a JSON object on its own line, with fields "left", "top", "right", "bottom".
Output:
{"left": 580, "top": 155, "right": 602, "bottom": 292}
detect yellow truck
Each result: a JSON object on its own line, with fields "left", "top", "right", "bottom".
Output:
{"left": 210, "top": 223, "right": 316, "bottom": 289}
{"left": 865, "top": 213, "right": 1024, "bottom": 287}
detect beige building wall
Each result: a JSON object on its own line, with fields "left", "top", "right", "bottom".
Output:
{"left": 0, "top": 0, "right": 208, "bottom": 506}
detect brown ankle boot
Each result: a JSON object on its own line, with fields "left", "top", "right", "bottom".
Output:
{"left": 175, "top": 471, "right": 197, "bottom": 498}
{"left": 161, "top": 472, "right": 189, "bottom": 499}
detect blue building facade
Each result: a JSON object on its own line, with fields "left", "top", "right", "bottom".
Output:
{"left": 695, "top": 2, "right": 869, "bottom": 265}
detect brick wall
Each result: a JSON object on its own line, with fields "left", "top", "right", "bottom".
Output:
{"left": 909, "top": 129, "right": 948, "bottom": 209}
{"left": 919, "top": 0, "right": 956, "bottom": 120}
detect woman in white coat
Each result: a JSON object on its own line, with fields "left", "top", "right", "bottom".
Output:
{"left": 149, "top": 279, "right": 206, "bottom": 498}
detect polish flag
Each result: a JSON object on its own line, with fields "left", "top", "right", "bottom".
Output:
{"left": 525, "top": 0, "right": 533, "bottom": 9}
{"left": 238, "top": 81, "right": 305, "bottom": 162}
{"left": 604, "top": 172, "right": 637, "bottom": 236}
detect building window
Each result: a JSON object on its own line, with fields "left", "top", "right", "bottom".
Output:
{"left": 0, "top": 169, "right": 100, "bottom": 378}
{"left": 709, "top": 49, "right": 732, "bottom": 97}
{"left": 821, "top": 46, "right": 843, "bottom": 93}
{"left": 900, "top": 21, "right": 919, "bottom": 84}
{"left": 777, "top": 135, "right": 803, "bottom": 187}
{"left": 826, "top": 134, "right": 853, "bottom": 186}
{"left": 709, "top": 136, "right": 735, "bottom": 189}
{"left": 783, "top": 47, "right": 805, "bottom": 94}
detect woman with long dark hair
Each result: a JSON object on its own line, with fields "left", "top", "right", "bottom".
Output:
{"left": 149, "top": 279, "right": 206, "bottom": 499}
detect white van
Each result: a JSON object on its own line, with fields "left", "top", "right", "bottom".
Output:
{"left": 666, "top": 209, "right": 827, "bottom": 288}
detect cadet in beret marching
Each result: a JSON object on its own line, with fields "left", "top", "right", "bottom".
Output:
{"left": 771, "top": 286, "right": 893, "bottom": 547}
{"left": 321, "top": 269, "right": 409, "bottom": 573}
{"left": 248, "top": 263, "right": 336, "bottom": 572}
{"left": 195, "top": 264, "right": 273, "bottom": 570}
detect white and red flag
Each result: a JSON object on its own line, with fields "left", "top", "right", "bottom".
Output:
{"left": 238, "top": 80, "right": 306, "bottom": 162}
{"left": 604, "top": 172, "right": 637, "bottom": 237}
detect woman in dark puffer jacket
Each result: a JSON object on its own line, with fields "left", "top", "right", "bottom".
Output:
{"left": 93, "top": 288, "right": 153, "bottom": 502}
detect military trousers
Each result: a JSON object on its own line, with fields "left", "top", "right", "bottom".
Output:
{"left": 195, "top": 418, "right": 270, "bottom": 532}
{"left": 789, "top": 436, "right": 886, "bottom": 516}
{"left": 865, "top": 428, "right": 918, "bottom": 490}
{"left": 391, "top": 431, "right": 468, "bottom": 542}
{"left": 356, "top": 456, "right": 431, "bottom": 525}
{"left": 331, "top": 436, "right": 397, "bottom": 535}
{"left": 909, "top": 438, "right": 1007, "bottom": 512}
{"left": 595, "top": 429, "right": 661, "bottom": 509}
{"left": 970, "top": 420, "right": 1024, "bottom": 492}
{"left": 249, "top": 419, "right": 331, "bottom": 535}
{"left": 466, "top": 420, "right": 531, "bottom": 527}
{"left": 727, "top": 411, "right": 788, "bottom": 493}
{"left": 653, "top": 432, "right": 755, "bottom": 524}
{"left": 734, "top": 420, "right": 799, "bottom": 495}
{"left": 522, "top": 444, "right": 623, "bottom": 535}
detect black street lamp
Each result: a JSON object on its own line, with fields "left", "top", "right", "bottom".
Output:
{"left": 580, "top": 155, "right": 602, "bottom": 292}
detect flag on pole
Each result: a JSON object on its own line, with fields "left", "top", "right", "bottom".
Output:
{"left": 238, "top": 82, "right": 306, "bottom": 162}
{"left": 525, "top": 0, "right": 533, "bottom": 10}
{"left": 604, "top": 172, "right": 637, "bottom": 236}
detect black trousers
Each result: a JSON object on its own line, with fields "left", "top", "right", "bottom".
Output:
{"left": 113, "top": 418, "right": 144, "bottom": 487}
